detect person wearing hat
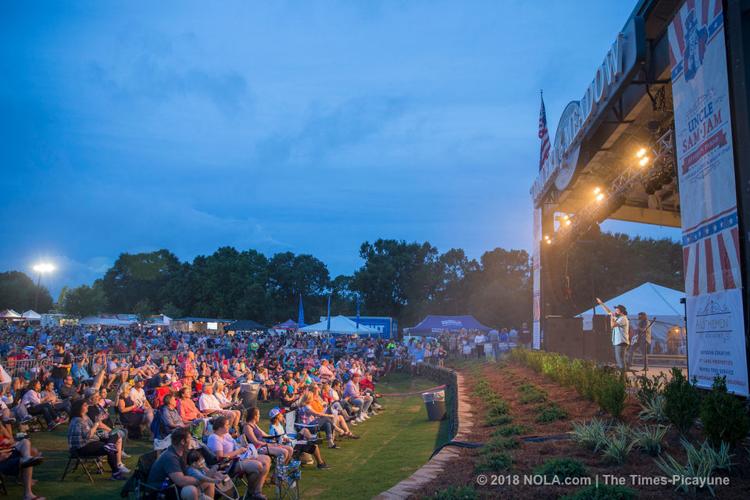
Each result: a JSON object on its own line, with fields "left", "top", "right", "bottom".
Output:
{"left": 267, "top": 407, "right": 329, "bottom": 469}
{"left": 596, "top": 298, "right": 630, "bottom": 373}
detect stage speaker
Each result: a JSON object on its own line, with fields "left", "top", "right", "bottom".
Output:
{"left": 544, "top": 317, "right": 583, "bottom": 358}
{"left": 584, "top": 315, "right": 613, "bottom": 363}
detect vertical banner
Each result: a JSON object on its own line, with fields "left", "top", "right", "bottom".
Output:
{"left": 532, "top": 207, "right": 542, "bottom": 349}
{"left": 669, "top": 0, "right": 749, "bottom": 395}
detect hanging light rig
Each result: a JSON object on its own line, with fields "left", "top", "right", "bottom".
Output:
{"left": 543, "top": 128, "right": 673, "bottom": 246}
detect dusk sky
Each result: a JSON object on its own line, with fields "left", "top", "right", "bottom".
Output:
{"left": 1, "top": 1, "right": 678, "bottom": 297}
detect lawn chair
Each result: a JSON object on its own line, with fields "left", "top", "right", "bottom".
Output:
{"left": 129, "top": 451, "right": 180, "bottom": 500}
{"left": 59, "top": 448, "right": 104, "bottom": 483}
{"left": 273, "top": 455, "right": 301, "bottom": 500}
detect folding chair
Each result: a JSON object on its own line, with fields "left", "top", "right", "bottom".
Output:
{"left": 60, "top": 449, "right": 104, "bottom": 483}
{"left": 274, "top": 456, "right": 301, "bottom": 500}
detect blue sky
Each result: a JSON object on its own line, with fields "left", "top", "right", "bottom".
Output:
{"left": 0, "top": 0, "right": 678, "bottom": 297}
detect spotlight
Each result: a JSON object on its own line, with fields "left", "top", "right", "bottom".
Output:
{"left": 595, "top": 193, "right": 605, "bottom": 202}
{"left": 593, "top": 186, "right": 601, "bottom": 195}
{"left": 638, "top": 156, "right": 650, "bottom": 167}
{"left": 636, "top": 147, "right": 647, "bottom": 159}
{"left": 545, "top": 238, "right": 552, "bottom": 245}
{"left": 564, "top": 219, "right": 572, "bottom": 226}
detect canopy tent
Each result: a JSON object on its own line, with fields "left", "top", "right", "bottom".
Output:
{"left": 577, "top": 282, "right": 686, "bottom": 353}
{"left": 22, "top": 310, "right": 42, "bottom": 320}
{"left": 275, "top": 319, "right": 298, "bottom": 329}
{"left": 144, "top": 314, "right": 172, "bottom": 327}
{"left": 225, "top": 319, "right": 267, "bottom": 332}
{"left": 405, "top": 315, "right": 492, "bottom": 335}
{"left": 299, "top": 315, "right": 379, "bottom": 336}
{"left": 0, "top": 309, "right": 22, "bottom": 320}
{"left": 79, "top": 314, "right": 138, "bottom": 327}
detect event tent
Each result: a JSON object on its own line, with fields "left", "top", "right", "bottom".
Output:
{"left": 275, "top": 319, "right": 298, "bottom": 329}
{"left": 225, "top": 319, "right": 267, "bottom": 333}
{"left": 79, "top": 314, "right": 138, "bottom": 327}
{"left": 577, "top": 282, "right": 685, "bottom": 352}
{"left": 145, "top": 314, "right": 172, "bottom": 327}
{"left": 22, "top": 310, "right": 41, "bottom": 321}
{"left": 0, "top": 309, "right": 22, "bottom": 320}
{"left": 299, "top": 315, "right": 379, "bottom": 335}
{"left": 405, "top": 315, "right": 492, "bottom": 335}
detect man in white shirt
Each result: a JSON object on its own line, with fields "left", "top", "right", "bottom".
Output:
{"left": 128, "top": 378, "right": 154, "bottom": 426}
{"left": 597, "top": 298, "right": 630, "bottom": 372}
{"left": 198, "top": 385, "right": 239, "bottom": 430}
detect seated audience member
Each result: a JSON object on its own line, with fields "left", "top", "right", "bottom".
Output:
{"left": 67, "top": 399, "right": 128, "bottom": 480}
{"left": 58, "top": 375, "right": 80, "bottom": 401}
{"left": 267, "top": 407, "right": 328, "bottom": 469}
{"left": 0, "top": 428, "right": 45, "bottom": 500}
{"left": 147, "top": 427, "right": 215, "bottom": 500}
{"left": 343, "top": 374, "right": 373, "bottom": 422}
{"left": 116, "top": 388, "right": 148, "bottom": 439}
{"left": 128, "top": 378, "right": 154, "bottom": 426}
{"left": 161, "top": 394, "right": 186, "bottom": 435}
{"left": 21, "top": 380, "right": 63, "bottom": 430}
{"left": 198, "top": 385, "right": 239, "bottom": 431}
{"left": 297, "top": 392, "right": 338, "bottom": 449}
{"left": 40, "top": 380, "right": 71, "bottom": 417}
{"left": 243, "top": 407, "right": 293, "bottom": 463}
{"left": 207, "top": 416, "right": 269, "bottom": 500}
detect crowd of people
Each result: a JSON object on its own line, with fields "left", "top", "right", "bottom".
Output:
{"left": 0, "top": 323, "right": 404, "bottom": 500}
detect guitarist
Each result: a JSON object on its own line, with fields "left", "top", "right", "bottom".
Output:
{"left": 595, "top": 298, "right": 630, "bottom": 373}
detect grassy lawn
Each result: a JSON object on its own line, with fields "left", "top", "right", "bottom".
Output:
{"left": 17, "top": 373, "right": 446, "bottom": 500}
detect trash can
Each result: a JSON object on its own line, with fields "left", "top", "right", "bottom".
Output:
{"left": 239, "top": 382, "right": 261, "bottom": 409}
{"left": 422, "top": 390, "right": 446, "bottom": 421}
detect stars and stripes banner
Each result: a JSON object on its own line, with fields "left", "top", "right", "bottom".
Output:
{"left": 669, "top": 0, "right": 748, "bottom": 396}
{"left": 538, "top": 93, "right": 551, "bottom": 171}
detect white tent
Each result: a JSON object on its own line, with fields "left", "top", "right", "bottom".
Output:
{"left": 578, "top": 282, "right": 686, "bottom": 354}
{"left": 299, "top": 315, "right": 379, "bottom": 336}
{"left": 145, "top": 314, "right": 172, "bottom": 327}
{"left": 79, "top": 314, "right": 138, "bottom": 327}
{"left": 22, "top": 310, "right": 42, "bottom": 320}
{"left": 0, "top": 309, "right": 22, "bottom": 319}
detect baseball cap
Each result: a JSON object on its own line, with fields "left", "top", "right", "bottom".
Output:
{"left": 268, "top": 407, "right": 284, "bottom": 419}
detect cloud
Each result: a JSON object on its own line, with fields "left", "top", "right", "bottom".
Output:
{"left": 87, "top": 30, "right": 250, "bottom": 117}
{"left": 254, "top": 95, "right": 407, "bottom": 164}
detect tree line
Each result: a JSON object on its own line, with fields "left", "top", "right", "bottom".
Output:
{"left": 0, "top": 233, "right": 684, "bottom": 329}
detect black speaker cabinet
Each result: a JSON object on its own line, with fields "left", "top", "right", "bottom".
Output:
{"left": 544, "top": 317, "right": 583, "bottom": 358}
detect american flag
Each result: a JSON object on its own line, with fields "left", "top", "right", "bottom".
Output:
{"left": 538, "top": 92, "right": 551, "bottom": 170}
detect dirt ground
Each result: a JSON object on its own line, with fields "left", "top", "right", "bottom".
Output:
{"left": 416, "top": 361, "right": 750, "bottom": 499}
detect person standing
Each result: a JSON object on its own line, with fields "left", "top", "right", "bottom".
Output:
{"left": 596, "top": 298, "right": 630, "bottom": 373}
{"left": 51, "top": 342, "right": 73, "bottom": 392}
{"left": 632, "top": 312, "right": 652, "bottom": 371}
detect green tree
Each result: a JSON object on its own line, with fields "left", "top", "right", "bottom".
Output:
{"left": 100, "top": 250, "right": 181, "bottom": 312}
{"left": 60, "top": 284, "right": 108, "bottom": 317}
{"left": 0, "top": 271, "right": 54, "bottom": 313}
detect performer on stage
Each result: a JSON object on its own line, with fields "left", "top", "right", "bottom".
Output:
{"left": 595, "top": 298, "right": 630, "bottom": 373}
{"left": 628, "top": 312, "right": 652, "bottom": 371}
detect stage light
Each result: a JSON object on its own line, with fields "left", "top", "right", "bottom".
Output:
{"left": 595, "top": 193, "right": 605, "bottom": 202}
{"left": 545, "top": 238, "right": 552, "bottom": 245}
{"left": 593, "top": 186, "right": 601, "bottom": 195}
{"left": 638, "top": 156, "right": 650, "bottom": 167}
{"left": 636, "top": 147, "right": 647, "bottom": 159}
{"left": 564, "top": 219, "right": 572, "bottom": 226}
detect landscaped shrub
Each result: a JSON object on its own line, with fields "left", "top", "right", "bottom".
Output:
{"left": 492, "top": 424, "right": 530, "bottom": 437}
{"left": 662, "top": 368, "right": 700, "bottom": 435}
{"left": 482, "top": 436, "right": 519, "bottom": 452}
{"left": 699, "top": 375, "right": 750, "bottom": 447}
{"left": 562, "top": 484, "right": 636, "bottom": 500}
{"left": 593, "top": 369, "right": 626, "bottom": 419}
{"left": 533, "top": 458, "right": 589, "bottom": 481}
{"left": 536, "top": 403, "right": 568, "bottom": 423}
{"left": 475, "top": 450, "right": 511, "bottom": 472}
{"left": 431, "top": 486, "right": 478, "bottom": 500}
{"left": 638, "top": 394, "right": 668, "bottom": 423}
{"left": 633, "top": 373, "right": 665, "bottom": 406}
{"left": 485, "top": 413, "right": 513, "bottom": 426}
{"left": 600, "top": 429, "right": 634, "bottom": 464}
{"left": 655, "top": 439, "right": 733, "bottom": 495}
{"left": 518, "top": 383, "right": 548, "bottom": 404}
{"left": 631, "top": 424, "right": 669, "bottom": 456}
{"left": 572, "top": 419, "right": 610, "bottom": 451}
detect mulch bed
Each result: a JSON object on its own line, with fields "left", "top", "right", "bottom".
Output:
{"left": 416, "top": 361, "right": 750, "bottom": 499}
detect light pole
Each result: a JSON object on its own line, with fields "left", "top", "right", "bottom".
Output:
{"left": 32, "top": 262, "right": 55, "bottom": 311}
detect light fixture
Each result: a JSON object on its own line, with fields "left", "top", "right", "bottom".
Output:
{"left": 32, "top": 262, "right": 55, "bottom": 274}
{"left": 636, "top": 147, "right": 647, "bottom": 159}
{"left": 593, "top": 186, "right": 601, "bottom": 195}
{"left": 595, "top": 193, "right": 605, "bottom": 202}
{"left": 638, "top": 156, "right": 650, "bottom": 167}
{"left": 545, "top": 238, "right": 552, "bottom": 245}
{"left": 565, "top": 219, "right": 572, "bottom": 226}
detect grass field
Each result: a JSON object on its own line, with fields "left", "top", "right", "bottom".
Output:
{"left": 15, "top": 373, "right": 447, "bottom": 500}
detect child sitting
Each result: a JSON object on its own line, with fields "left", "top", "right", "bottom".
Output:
{"left": 185, "top": 449, "right": 229, "bottom": 486}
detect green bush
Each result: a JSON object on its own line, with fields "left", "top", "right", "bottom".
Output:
{"left": 518, "top": 383, "right": 548, "bottom": 404}
{"left": 475, "top": 450, "right": 511, "bottom": 472}
{"left": 488, "top": 399, "right": 510, "bottom": 416}
{"left": 431, "top": 486, "right": 478, "bottom": 500}
{"left": 638, "top": 394, "right": 668, "bottom": 423}
{"left": 536, "top": 403, "right": 568, "bottom": 423}
{"left": 655, "top": 439, "right": 732, "bottom": 495}
{"left": 593, "top": 369, "right": 626, "bottom": 419}
{"left": 663, "top": 368, "right": 700, "bottom": 435}
{"left": 482, "top": 436, "right": 519, "bottom": 452}
{"left": 562, "top": 484, "right": 636, "bottom": 500}
{"left": 633, "top": 373, "right": 665, "bottom": 406}
{"left": 533, "top": 458, "right": 589, "bottom": 480}
{"left": 631, "top": 424, "right": 669, "bottom": 456}
{"left": 485, "top": 413, "right": 513, "bottom": 426}
{"left": 699, "top": 375, "right": 750, "bottom": 447}
{"left": 572, "top": 419, "right": 610, "bottom": 451}
{"left": 600, "top": 429, "right": 634, "bottom": 464}
{"left": 492, "top": 424, "right": 530, "bottom": 437}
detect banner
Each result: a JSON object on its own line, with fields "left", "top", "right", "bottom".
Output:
{"left": 669, "top": 0, "right": 748, "bottom": 395}
{"left": 532, "top": 207, "right": 542, "bottom": 349}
